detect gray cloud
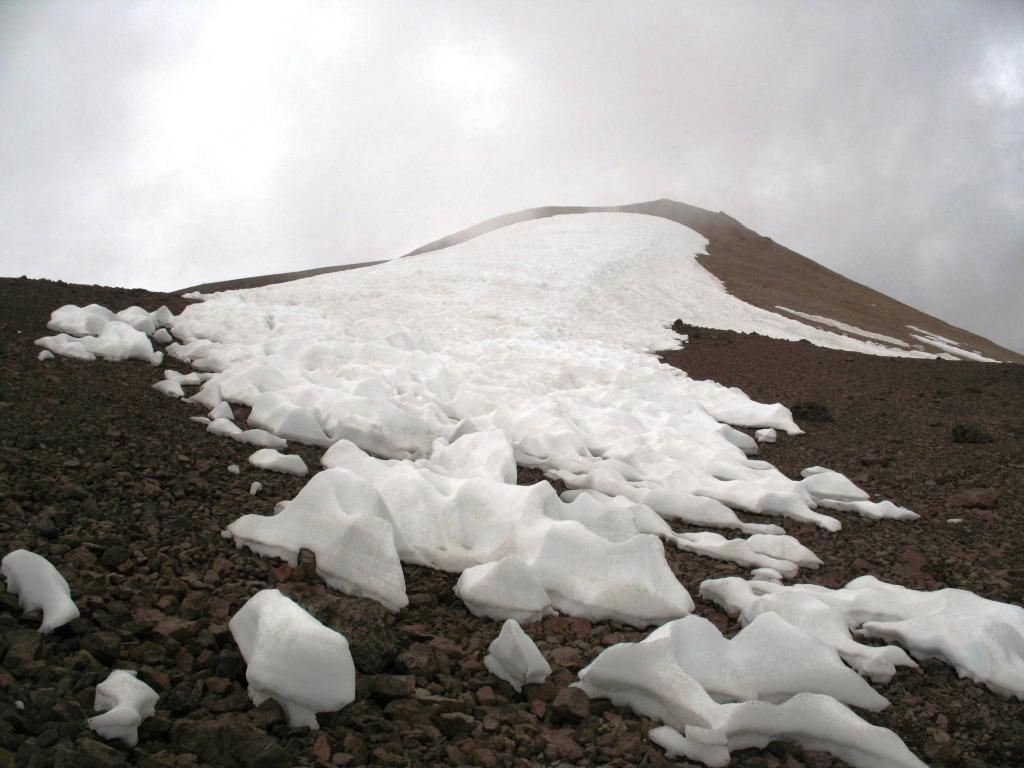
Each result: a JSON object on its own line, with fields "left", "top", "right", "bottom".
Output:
{"left": 2, "top": 0, "right": 1022, "bottom": 352}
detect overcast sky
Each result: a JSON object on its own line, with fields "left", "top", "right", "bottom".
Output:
{"left": 2, "top": 1, "right": 1022, "bottom": 352}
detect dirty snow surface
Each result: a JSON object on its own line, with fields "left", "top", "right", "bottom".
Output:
{"left": 40, "top": 212, "right": 1024, "bottom": 764}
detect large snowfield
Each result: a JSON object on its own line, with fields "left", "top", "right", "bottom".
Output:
{"left": 24, "top": 212, "right": 1024, "bottom": 765}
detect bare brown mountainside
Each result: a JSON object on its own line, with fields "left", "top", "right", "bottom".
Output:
{"left": 179, "top": 199, "right": 1023, "bottom": 363}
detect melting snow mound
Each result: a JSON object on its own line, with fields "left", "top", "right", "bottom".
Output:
{"left": 249, "top": 448, "right": 308, "bottom": 476}
{"left": 701, "top": 575, "right": 1024, "bottom": 697}
{"left": 484, "top": 619, "right": 552, "bottom": 693}
{"left": 577, "top": 616, "right": 923, "bottom": 768}
{"left": 87, "top": 670, "right": 159, "bottom": 747}
{"left": 229, "top": 589, "right": 356, "bottom": 727}
{"left": 1, "top": 549, "right": 80, "bottom": 632}
{"left": 225, "top": 469, "right": 408, "bottom": 610}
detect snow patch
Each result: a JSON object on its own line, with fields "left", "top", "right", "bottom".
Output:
{"left": 1, "top": 549, "right": 80, "bottom": 632}
{"left": 87, "top": 670, "right": 158, "bottom": 747}
{"left": 484, "top": 619, "right": 552, "bottom": 692}
{"left": 249, "top": 448, "right": 308, "bottom": 476}
{"left": 229, "top": 589, "right": 356, "bottom": 727}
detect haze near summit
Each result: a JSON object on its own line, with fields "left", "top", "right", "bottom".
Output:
{"left": 1, "top": 0, "right": 1021, "bottom": 352}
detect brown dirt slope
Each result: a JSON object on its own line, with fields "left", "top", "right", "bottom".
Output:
{"left": 1, "top": 276, "right": 1023, "bottom": 767}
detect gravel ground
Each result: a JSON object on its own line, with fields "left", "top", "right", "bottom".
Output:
{"left": 1, "top": 277, "right": 1021, "bottom": 767}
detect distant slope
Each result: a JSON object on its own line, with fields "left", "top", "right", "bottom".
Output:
{"left": 176, "top": 259, "right": 383, "bottom": 295}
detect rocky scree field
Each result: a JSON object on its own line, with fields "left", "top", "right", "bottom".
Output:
{"left": 0, "top": 275, "right": 1022, "bottom": 768}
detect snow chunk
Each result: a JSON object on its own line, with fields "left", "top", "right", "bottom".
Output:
{"left": 152, "top": 379, "right": 184, "bottom": 398}
{"left": 750, "top": 567, "right": 783, "bottom": 583}
{"left": 151, "top": 305, "right": 175, "bottom": 327}
{"left": 116, "top": 306, "right": 157, "bottom": 336}
{"left": 37, "top": 350, "right": 54, "bottom": 361}
{"left": 249, "top": 448, "right": 308, "bottom": 476}
{"left": 1, "top": 549, "right": 80, "bottom": 632}
{"left": 209, "top": 401, "right": 234, "bottom": 420}
{"left": 639, "top": 614, "right": 889, "bottom": 710}
{"left": 700, "top": 577, "right": 917, "bottom": 683}
{"left": 820, "top": 499, "right": 919, "bottom": 521}
{"left": 227, "top": 464, "right": 240, "bottom": 475}
{"left": 745, "top": 534, "right": 822, "bottom": 569}
{"left": 153, "top": 328, "right": 173, "bottom": 344}
{"left": 87, "top": 670, "right": 158, "bottom": 747}
{"left": 207, "top": 417, "right": 242, "bottom": 437}
{"left": 250, "top": 481, "right": 262, "bottom": 496}
{"left": 702, "top": 575, "right": 1024, "bottom": 697}
{"left": 321, "top": 442, "right": 693, "bottom": 627}
{"left": 484, "top": 619, "right": 552, "bottom": 692}
{"left": 754, "top": 428, "right": 776, "bottom": 443}
{"left": 799, "top": 467, "right": 869, "bottom": 503}
{"left": 849, "top": 576, "right": 1024, "bottom": 699}
{"left": 165, "top": 368, "right": 203, "bottom": 386}
{"left": 455, "top": 556, "right": 553, "bottom": 623}
{"left": 649, "top": 693, "right": 925, "bottom": 768}
{"left": 673, "top": 532, "right": 804, "bottom": 579}
{"left": 236, "top": 429, "right": 287, "bottom": 449}
{"left": 47, "top": 304, "right": 116, "bottom": 336}
{"left": 36, "top": 321, "right": 162, "bottom": 365}
{"left": 230, "top": 589, "right": 356, "bottom": 727}
{"left": 249, "top": 392, "right": 331, "bottom": 446}
{"left": 226, "top": 469, "right": 407, "bottom": 610}
{"left": 578, "top": 616, "right": 920, "bottom": 768}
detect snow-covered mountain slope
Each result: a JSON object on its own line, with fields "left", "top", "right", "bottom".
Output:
{"left": 180, "top": 199, "right": 1020, "bottom": 362}
{"left": 402, "top": 199, "right": 1022, "bottom": 363}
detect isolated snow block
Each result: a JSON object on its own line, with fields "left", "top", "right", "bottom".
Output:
{"left": 229, "top": 589, "right": 356, "bottom": 728}
{"left": 1, "top": 549, "right": 80, "bottom": 632}
{"left": 455, "top": 556, "right": 553, "bottom": 623}
{"left": 87, "top": 669, "right": 159, "bottom": 747}
{"left": 248, "top": 448, "right": 308, "bottom": 476}
{"left": 484, "top": 619, "right": 552, "bottom": 693}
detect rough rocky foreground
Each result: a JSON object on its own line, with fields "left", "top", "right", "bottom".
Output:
{"left": 1, "top": 276, "right": 1022, "bottom": 768}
